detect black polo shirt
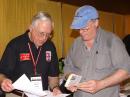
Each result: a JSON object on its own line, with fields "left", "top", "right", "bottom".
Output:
{"left": 0, "top": 32, "right": 59, "bottom": 90}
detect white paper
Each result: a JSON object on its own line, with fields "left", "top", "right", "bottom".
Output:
{"left": 12, "top": 74, "right": 70, "bottom": 97}
{"left": 12, "top": 74, "right": 47, "bottom": 97}
{"left": 45, "top": 91, "right": 70, "bottom": 97}
{"left": 31, "top": 76, "right": 43, "bottom": 91}
{"left": 123, "top": 83, "right": 130, "bottom": 90}
{"left": 119, "top": 93, "right": 127, "bottom": 97}
{"left": 24, "top": 91, "right": 70, "bottom": 97}
{"left": 24, "top": 92, "right": 39, "bottom": 97}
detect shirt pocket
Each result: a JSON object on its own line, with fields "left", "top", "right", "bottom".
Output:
{"left": 95, "top": 51, "right": 112, "bottom": 70}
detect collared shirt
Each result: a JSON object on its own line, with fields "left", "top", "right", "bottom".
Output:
{"left": 0, "top": 31, "right": 59, "bottom": 90}
{"left": 64, "top": 27, "right": 130, "bottom": 97}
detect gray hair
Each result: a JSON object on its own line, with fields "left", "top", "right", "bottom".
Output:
{"left": 31, "top": 11, "right": 54, "bottom": 27}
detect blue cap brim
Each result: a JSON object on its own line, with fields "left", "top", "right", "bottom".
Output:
{"left": 70, "top": 17, "right": 88, "bottom": 29}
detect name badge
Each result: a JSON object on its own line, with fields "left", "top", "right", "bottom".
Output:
{"left": 46, "top": 51, "right": 51, "bottom": 62}
{"left": 30, "top": 76, "right": 43, "bottom": 91}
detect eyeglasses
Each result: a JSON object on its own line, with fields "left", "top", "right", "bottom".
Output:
{"left": 80, "top": 19, "right": 97, "bottom": 31}
{"left": 37, "top": 31, "right": 52, "bottom": 38}
{"left": 34, "top": 28, "right": 52, "bottom": 39}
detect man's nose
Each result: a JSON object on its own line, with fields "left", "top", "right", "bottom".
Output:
{"left": 39, "top": 36, "right": 47, "bottom": 41}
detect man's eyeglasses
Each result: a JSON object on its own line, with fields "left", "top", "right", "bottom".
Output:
{"left": 34, "top": 28, "right": 52, "bottom": 39}
{"left": 37, "top": 31, "right": 52, "bottom": 38}
{"left": 80, "top": 19, "right": 97, "bottom": 31}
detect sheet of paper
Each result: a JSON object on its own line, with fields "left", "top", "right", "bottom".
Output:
{"left": 45, "top": 91, "right": 70, "bottom": 97}
{"left": 25, "top": 92, "right": 39, "bottom": 97}
{"left": 24, "top": 91, "right": 70, "bottom": 97}
{"left": 119, "top": 93, "right": 127, "bottom": 97}
{"left": 123, "top": 83, "right": 130, "bottom": 90}
{"left": 12, "top": 74, "right": 47, "bottom": 96}
{"left": 13, "top": 74, "right": 70, "bottom": 97}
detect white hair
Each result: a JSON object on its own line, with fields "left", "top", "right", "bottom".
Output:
{"left": 31, "top": 11, "right": 54, "bottom": 27}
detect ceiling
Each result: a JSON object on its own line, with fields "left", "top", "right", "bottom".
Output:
{"left": 50, "top": 0, "right": 130, "bottom": 15}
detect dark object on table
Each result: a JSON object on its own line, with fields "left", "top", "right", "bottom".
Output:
{"left": 0, "top": 89, "right": 5, "bottom": 97}
{"left": 60, "top": 80, "right": 73, "bottom": 97}
{"left": 123, "top": 34, "right": 130, "bottom": 56}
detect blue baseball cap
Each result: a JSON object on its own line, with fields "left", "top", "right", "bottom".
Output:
{"left": 71, "top": 5, "right": 99, "bottom": 29}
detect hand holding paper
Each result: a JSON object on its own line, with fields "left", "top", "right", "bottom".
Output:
{"left": 12, "top": 74, "right": 47, "bottom": 97}
{"left": 65, "top": 74, "right": 82, "bottom": 87}
{"left": 12, "top": 74, "right": 70, "bottom": 97}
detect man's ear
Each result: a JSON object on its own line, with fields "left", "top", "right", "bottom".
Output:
{"left": 29, "top": 25, "right": 33, "bottom": 32}
{"left": 95, "top": 19, "right": 99, "bottom": 27}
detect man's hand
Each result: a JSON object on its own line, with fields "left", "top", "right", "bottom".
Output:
{"left": 77, "top": 80, "right": 102, "bottom": 94}
{"left": 66, "top": 85, "right": 78, "bottom": 92}
{"left": 1, "top": 78, "right": 14, "bottom": 92}
{"left": 48, "top": 76, "right": 62, "bottom": 95}
{"left": 52, "top": 86, "right": 62, "bottom": 96}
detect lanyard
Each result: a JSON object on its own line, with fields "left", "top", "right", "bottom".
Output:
{"left": 28, "top": 43, "right": 42, "bottom": 75}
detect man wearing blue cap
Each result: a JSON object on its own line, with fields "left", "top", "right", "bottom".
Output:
{"left": 64, "top": 5, "right": 130, "bottom": 97}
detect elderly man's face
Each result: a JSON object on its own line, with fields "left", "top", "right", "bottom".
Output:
{"left": 30, "top": 20, "right": 52, "bottom": 48}
{"left": 79, "top": 19, "right": 98, "bottom": 41}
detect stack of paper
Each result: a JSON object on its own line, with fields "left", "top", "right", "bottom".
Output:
{"left": 12, "top": 74, "right": 70, "bottom": 97}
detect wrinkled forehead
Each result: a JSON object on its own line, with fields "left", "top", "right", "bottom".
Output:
{"left": 33, "top": 19, "right": 53, "bottom": 27}
{"left": 34, "top": 20, "right": 53, "bottom": 33}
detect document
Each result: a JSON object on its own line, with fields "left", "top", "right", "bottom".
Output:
{"left": 12, "top": 74, "right": 70, "bottom": 97}
{"left": 12, "top": 74, "right": 47, "bottom": 97}
{"left": 44, "top": 91, "right": 70, "bottom": 97}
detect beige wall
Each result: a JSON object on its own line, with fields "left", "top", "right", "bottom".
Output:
{"left": 125, "top": 15, "right": 130, "bottom": 36}
{"left": 0, "top": 0, "right": 63, "bottom": 58}
{"left": 0, "top": 1, "right": 130, "bottom": 58}
{"left": 61, "top": 4, "right": 78, "bottom": 57}
{"left": 62, "top": 4, "right": 129, "bottom": 57}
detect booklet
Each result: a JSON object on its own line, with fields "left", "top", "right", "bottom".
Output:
{"left": 65, "top": 74, "right": 82, "bottom": 87}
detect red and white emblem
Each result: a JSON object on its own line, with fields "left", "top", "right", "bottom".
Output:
{"left": 46, "top": 51, "right": 51, "bottom": 62}
{"left": 20, "top": 53, "right": 30, "bottom": 61}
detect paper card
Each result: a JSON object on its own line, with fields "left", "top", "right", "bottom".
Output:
{"left": 65, "top": 74, "right": 82, "bottom": 87}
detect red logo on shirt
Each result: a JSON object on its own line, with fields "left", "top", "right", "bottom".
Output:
{"left": 46, "top": 51, "right": 51, "bottom": 62}
{"left": 20, "top": 53, "right": 31, "bottom": 61}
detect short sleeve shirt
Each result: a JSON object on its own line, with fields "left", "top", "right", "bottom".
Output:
{"left": 0, "top": 32, "right": 59, "bottom": 90}
{"left": 64, "top": 28, "right": 130, "bottom": 97}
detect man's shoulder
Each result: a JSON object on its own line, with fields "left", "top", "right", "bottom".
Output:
{"left": 99, "top": 28, "right": 116, "bottom": 41}
{"left": 74, "top": 37, "right": 82, "bottom": 42}
{"left": 100, "top": 28, "right": 113, "bottom": 36}
{"left": 70, "top": 37, "right": 83, "bottom": 50}
{"left": 99, "top": 28, "right": 123, "bottom": 48}
{"left": 100, "top": 28, "right": 121, "bottom": 41}
{"left": 7, "top": 32, "right": 28, "bottom": 47}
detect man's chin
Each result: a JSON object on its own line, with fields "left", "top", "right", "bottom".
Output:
{"left": 36, "top": 42, "right": 45, "bottom": 47}
{"left": 38, "top": 43, "right": 44, "bottom": 47}
{"left": 82, "top": 38, "right": 89, "bottom": 41}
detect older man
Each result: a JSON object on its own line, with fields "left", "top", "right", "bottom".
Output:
{"left": 0, "top": 12, "right": 61, "bottom": 96}
{"left": 64, "top": 5, "right": 130, "bottom": 97}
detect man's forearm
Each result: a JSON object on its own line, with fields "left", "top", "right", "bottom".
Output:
{"left": 0, "top": 74, "right": 7, "bottom": 85}
{"left": 48, "top": 76, "right": 59, "bottom": 90}
{"left": 99, "top": 69, "right": 129, "bottom": 90}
